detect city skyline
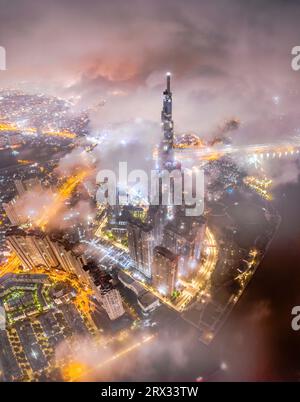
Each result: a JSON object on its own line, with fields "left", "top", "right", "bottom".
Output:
{"left": 0, "top": 0, "right": 300, "bottom": 384}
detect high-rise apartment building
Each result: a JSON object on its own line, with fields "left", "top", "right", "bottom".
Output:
{"left": 97, "top": 272, "right": 125, "bottom": 320}
{"left": 152, "top": 246, "right": 178, "bottom": 297}
{"left": 6, "top": 227, "right": 89, "bottom": 283}
{"left": 127, "top": 218, "right": 155, "bottom": 278}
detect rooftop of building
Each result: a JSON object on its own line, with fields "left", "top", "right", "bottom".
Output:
{"left": 138, "top": 291, "right": 158, "bottom": 307}
{"left": 164, "top": 215, "right": 206, "bottom": 241}
{"left": 118, "top": 270, "right": 146, "bottom": 297}
{"left": 0, "top": 273, "right": 49, "bottom": 287}
{"left": 6, "top": 226, "right": 76, "bottom": 252}
{"left": 117, "top": 270, "right": 134, "bottom": 285}
{"left": 95, "top": 271, "right": 114, "bottom": 293}
{"left": 6, "top": 226, "right": 44, "bottom": 238}
{"left": 128, "top": 217, "right": 153, "bottom": 232}
{"left": 154, "top": 246, "right": 178, "bottom": 261}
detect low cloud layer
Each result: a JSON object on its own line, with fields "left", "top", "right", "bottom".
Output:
{"left": 0, "top": 0, "right": 299, "bottom": 141}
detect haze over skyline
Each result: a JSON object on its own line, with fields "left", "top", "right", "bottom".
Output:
{"left": 0, "top": 0, "right": 300, "bottom": 383}
{"left": 0, "top": 0, "right": 300, "bottom": 140}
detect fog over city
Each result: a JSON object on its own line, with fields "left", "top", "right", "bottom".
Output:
{"left": 0, "top": 0, "right": 300, "bottom": 382}
{"left": 0, "top": 0, "right": 299, "bottom": 138}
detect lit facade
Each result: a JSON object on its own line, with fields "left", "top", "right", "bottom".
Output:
{"left": 6, "top": 227, "right": 89, "bottom": 282}
{"left": 127, "top": 219, "right": 155, "bottom": 278}
{"left": 152, "top": 246, "right": 178, "bottom": 297}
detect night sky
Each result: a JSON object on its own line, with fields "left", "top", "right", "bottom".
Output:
{"left": 0, "top": 0, "right": 300, "bottom": 138}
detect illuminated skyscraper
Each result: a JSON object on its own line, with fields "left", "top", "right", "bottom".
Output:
{"left": 97, "top": 273, "right": 125, "bottom": 320}
{"left": 3, "top": 199, "right": 23, "bottom": 226}
{"left": 163, "top": 216, "right": 206, "bottom": 258}
{"left": 157, "top": 73, "right": 182, "bottom": 223}
{"left": 101, "top": 288, "right": 125, "bottom": 320}
{"left": 3, "top": 178, "right": 44, "bottom": 226}
{"left": 6, "top": 228, "right": 59, "bottom": 269}
{"left": 49, "top": 240, "right": 89, "bottom": 283}
{"left": 152, "top": 246, "right": 178, "bottom": 297}
{"left": 14, "top": 180, "right": 26, "bottom": 196}
{"left": 127, "top": 218, "right": 154, "bottom": 278}
{"left": 160, "top": 72, "right": 176, "bottom": 171}
{"left": 6, "top": 227, "right": 89, "bottom": 283}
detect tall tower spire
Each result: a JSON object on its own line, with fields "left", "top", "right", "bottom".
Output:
{"left": 160, "top": 72, "right": 174, "bottom": 170}
{"left": 166, "top": 71, "right": 171, "bottom": 93}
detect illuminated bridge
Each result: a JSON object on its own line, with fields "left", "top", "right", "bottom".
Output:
{"left": 174, "top": 138, "right": 300, "bottom": 162}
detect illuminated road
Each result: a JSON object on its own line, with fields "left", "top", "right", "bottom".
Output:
{"left": 175, "top": 139, "right": 300, "bottom": 162}
{"left": 176, "top": 227, "right": 218, "bottom": 311}
{"left": 0, "top": 254, "right": 21, "bottom": 277}
{"left": 82, "top": 237, "right": 133, "bottom": 270}
{"left": 243, "top": 176, "right": 273, "bottom": 200}
{"left": 36, "top": 169, "right": 91, "bottom": 229}
{"left": 67, "top": 333, "right": 156, "bottom": 382}
{"left": 0, "top": 121, "right": 76, "bottom": 139}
